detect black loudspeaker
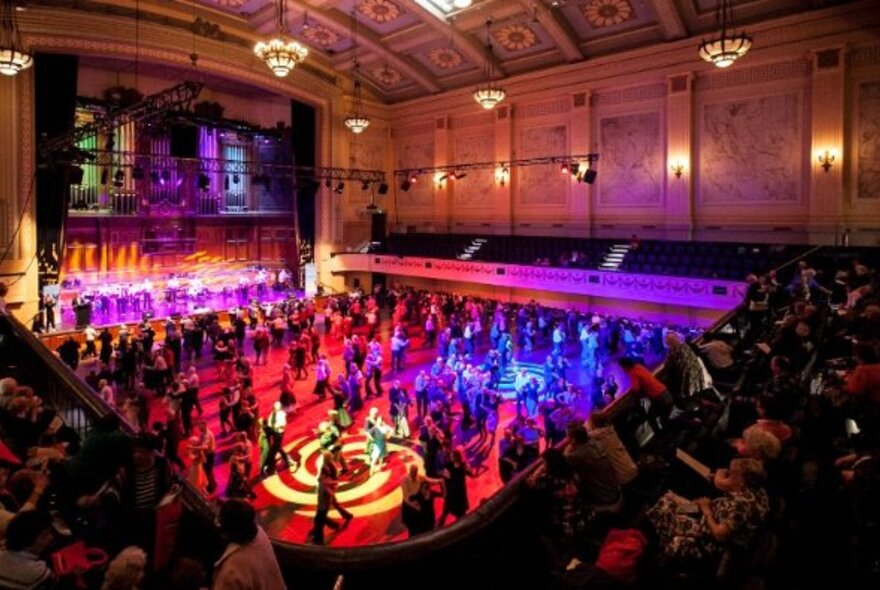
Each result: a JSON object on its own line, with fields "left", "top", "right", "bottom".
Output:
{"left": 582, "top": 169, "right": 598, "bottom": 184}
{"left": 377, "top": 182, "right": 389, "bottom": 195}
{"left": 371, "top": 212, "right": 387, "bottom": 242}
{"left": 170, "top": 125, "right": 199, "bottom": 158}
{"left": 67, "top": 165, "right": 84, "bottom": 185}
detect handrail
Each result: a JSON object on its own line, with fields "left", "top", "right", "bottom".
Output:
{"left": 1, "top": 313, "right": 218, "bottom": 524}
{"left": 595, "top": 244, "right": 826, "bottom": 424}
{"left": 1, "top": 314, "right": 118, "bottom": 424}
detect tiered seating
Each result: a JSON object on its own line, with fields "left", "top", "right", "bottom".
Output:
{"left": 619, "top": 241, "right": 809, "bottom": 280}
{"left": 370, "top": 232, "right": 810, "bottom": 281}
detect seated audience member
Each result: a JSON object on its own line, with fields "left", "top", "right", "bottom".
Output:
{"left": 564, "top": 423, "right": 621, "bottom": 508}
{"left": 0, "top": 510, "right": 55, "bottom": 590}
{"left": 844, "top": 342, "right": 880, "bottom": 403}
{"left": 213, "top": 499, "right": 286, "bottom": 590}
{"left": 100, "top": 546, "right": 147, "bottom": 590}
{"left": 586, "top": 413, "right": 638, "bottom": 487}
{"left": 646, "top": 458, "right": 769, "bottom": 562}
{"left": 698, "top": 336, "right": 736, "bottom": 382}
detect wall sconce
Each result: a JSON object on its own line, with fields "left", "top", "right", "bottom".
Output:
{"left": 496, "top": 166, "right": 509, "bottom": 187}
{"left": 817, "top": 149, "right": 837, "bottom": 172}
{"left": 669, "top": 160, "right": 686, "bottom": 179}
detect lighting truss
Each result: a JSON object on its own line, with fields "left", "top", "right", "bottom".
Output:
{"left": 394, "top": 153, "right": 600, "bottom": 179}
{"left": 39, "top": 81, "right": 205, "bottom": 159}
{"left": 82, "top": 149, "right": 386, "bottom": 183}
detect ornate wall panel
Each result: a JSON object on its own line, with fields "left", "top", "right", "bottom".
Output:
{"left": 349, "top": 139, "right": 386, "bottom": 205}
{"left": 517, "top": 125, "right": 568, "bottom": 206}
{"left": 700, "top": 93, "right": 802, "bottom": 204}
{"left": 598, "top": 111, "right": 663, "bottom": 206}
{"left": 857, "top": 81, "right": 880, "bottom": 201}
{"left": 396, "top": 139, "right": 435, "bottom": 208}
{"left": 453, "top": 134, "right": 494, "bottom": 208}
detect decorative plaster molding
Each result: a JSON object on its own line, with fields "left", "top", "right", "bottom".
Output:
{"left": 450, "top": 112, "right": 494, "bottom": 129}
{"left": 592, "top": 83, "right": 666, "bottom": 107}
{"left": 850, "top": 45, "right": 880, "bottom": 69}
{"left": 28, "top": 35, "right": 332, "bottom": 103}
{"left": 330, "top": 253, "right": 746, "bottom": 310}
{"left": 391, "top": 121, "right": 435, "bottom": 138}
{"left": 695, "top": 60, "right": 810, "bottom": 91}
{"left": 516, "top": 97, "right": 571, "bottom": 119}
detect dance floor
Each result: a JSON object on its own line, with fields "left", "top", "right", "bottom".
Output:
{"left": 76, "top": 315, "right": 646, "bottom": 547}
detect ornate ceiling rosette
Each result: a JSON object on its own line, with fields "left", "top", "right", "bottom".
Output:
{"left": 301, "top": 24, "right": 341, "bottom": 48}
{"left": 583, "top": 0, "right": 634, "bottom": 28}
{"left": 356, "top": 0, "right": 402, "bottom": 25}
{"left": 371, "top": 64, "right": 403, "bottom": 86}
{"left": 426, "top": 47, "right": 465, "bottom": 70}
{"left": 492, "top": 23, "right": 538, "bottom": 52}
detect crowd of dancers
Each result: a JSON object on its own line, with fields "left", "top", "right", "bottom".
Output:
{"left": 57, "top": 283, "right": 703, "bottom": 544}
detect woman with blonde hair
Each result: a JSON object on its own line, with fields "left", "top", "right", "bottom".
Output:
{"left": 101, "top": 546, "right": 147, "bottom": 590}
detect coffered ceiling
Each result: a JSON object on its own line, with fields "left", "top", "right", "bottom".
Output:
{"left": 187, "top": 1, "right": 851, "bottom": 102}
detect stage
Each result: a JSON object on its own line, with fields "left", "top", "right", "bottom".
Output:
{"left": 51, "top": 256, "right": 298, "bottom": 330}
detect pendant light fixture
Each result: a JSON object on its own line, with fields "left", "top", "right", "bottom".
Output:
{"left": 254, "top": 0, "right": 308, "bottom": 77}
{"left": 344, "top": 11, "right": 370, "bottom": 134}
{"left": 698, "top": 0, "right": 752, "bottom": 69}
{"left": 0, "top": 0, "right": 33, "bottom": 76}
{"left": 473, "top": 20, "right": 505, "bottom": 110}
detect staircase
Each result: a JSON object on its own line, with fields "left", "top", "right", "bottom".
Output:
{"left": 457, "top": 238, "right": 488, "bottom": 260}
{"left": 598, "top": 243, "right": 630, "bottom": 271}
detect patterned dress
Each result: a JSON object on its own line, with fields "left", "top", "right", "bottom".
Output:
{"left": 647, "top": 488, "right": 769, "bottom": 560}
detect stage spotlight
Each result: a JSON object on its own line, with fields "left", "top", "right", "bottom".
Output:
{"left": 160, "top": 169, "right": 171, "bottom": 185}
{"left": 400, "top": 179, "right": 412, "bottom": 192}
{"left": 113, "top": 169, "right": 125, "bottom": 188}
{"left": 150, "top": 171, "right": 161, "bottom": 184}
{"left": 377, "top": 183, "right": 389, "bottom": 195}
{"left": 132, "top": 166, "right": 145, "bottom": 180}
{"left": 232, "top": 174, "right": 240, "bottom": 185}
{"left": 410, "top": 175, "right": 418, "bottom": 184}
{"left": 560, "top": 163, "right": 569, "bottom": 175}
{"left": 438, "top": 174, "right": 448, "bottom": 183}
{"left": 455, "top": 172, "right": 467, "bottom": 180}
{"left": 68, "top": 165, "right": 84, "bottom": 185}
{"left": 582, "top": 169, "right": 597, "bottom": 184}
{"left": 324, "top": 179, "right": 332, "bottom": 188}
{"left": 100, "top": 169, "right": 108, "bottom": 185}
{"left": 198, "top": 173, "right": 210, "bottom": 190}
{"left": 334, "top": 182, "right": 345, "bottom": 194}
{"left": 361, "top": 180, "right": 371, "bottom": 191}
{"left": 570, "top": 162, "right": 580, "bottom": 176}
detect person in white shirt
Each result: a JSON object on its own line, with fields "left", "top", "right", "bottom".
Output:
{"left": 552, "top": 324, "right": 565, "bottom": 356}
{"left": 390, "top": 329, "right": 408, "bottom": 373}
{"left": 83, "top": 325, "right": 98, "bottom": 358}
{"left": 314, "top": 355, "right": 332, "bottom": 399}
{"left": 261, "top": 401, "right": 293, "bottom": 476}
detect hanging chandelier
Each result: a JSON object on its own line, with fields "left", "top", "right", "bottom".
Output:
{"left": 344, "top": 12, "right": 369, "bottom": 134}
{"left": 0, "top": 0, "right": 33, "bottom": 77}
{"left": 698, "top": 0, "right": 752, "bottom": 69}
{"left": 473, "top": 20, "right": 505, "bottom": 110}
{"left": 254, "top": 0, "right": 308, "bottom": 77}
